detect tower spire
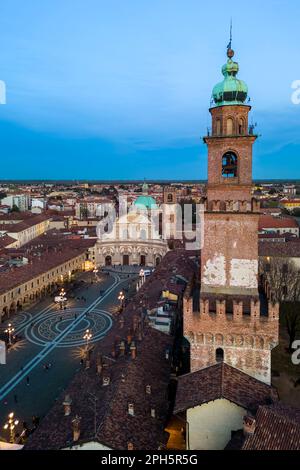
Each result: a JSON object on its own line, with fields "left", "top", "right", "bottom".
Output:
{"left": 227, "top": 18, "right": 232, "bottom": 51}
{"left": 226, "top": 19, "right": 235, "bottom": 59}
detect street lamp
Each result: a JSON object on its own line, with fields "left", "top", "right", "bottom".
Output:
{"left": 4, "top": 323, "right": 14, "bottom": 346}
{"left": 92, "top": 267, "right": 99, "bottom": 283}
{"left": 139, "top": 268, "right": 145, "bottom": 279}
{"left": 59, "top": 288, "right": 67, "bottom": 310}
{"left": 118, "top": 291, "right": 125, "bottom": 308}
{"left": 83, "top": 329, "right": 92, "bottom": 350}
{"left": 3, "top": 412, "right": 19, "bottom": 443}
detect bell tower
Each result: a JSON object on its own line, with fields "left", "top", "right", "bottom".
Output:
{"left": 183, "top": 43, "right": 279, "bottom": 384}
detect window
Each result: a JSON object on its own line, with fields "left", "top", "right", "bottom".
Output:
{"left": 216, "top": 119, "right": 221, "bottom": 136}
{"left": 222, "top": 151, "right": 238, "bottom": 178}
{"left": 226, "top": 118, "right": 234, "bottom": 135}
{"left": 238, "top": 118, "right": 244, "bottom": 135}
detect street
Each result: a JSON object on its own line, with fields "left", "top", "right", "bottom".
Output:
{"left": 0, "top": 269, "right": 137, "bottom": 440}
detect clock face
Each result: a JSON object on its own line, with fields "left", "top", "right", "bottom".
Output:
{"left": 222, "top": 151, "right": 238, "bottom": 178}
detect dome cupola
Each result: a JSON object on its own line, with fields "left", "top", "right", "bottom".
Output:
{"left": 212, "top": 47, "right": 248, "bottom": 107}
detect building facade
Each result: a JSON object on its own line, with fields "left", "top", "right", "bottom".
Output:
{"left": 96, "top": 185, "right": 168, "bottom": 267}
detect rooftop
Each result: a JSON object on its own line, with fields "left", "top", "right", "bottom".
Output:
{"left": 174, "top": 362, "right": 278, "bottom": 414}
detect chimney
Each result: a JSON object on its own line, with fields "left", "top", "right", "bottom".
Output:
{"left": 119, "top": 340, "right": 126, "bottom": 356}
{"left": 243, "top": 415, "right": 256, "bottom": 436}
{"left": 128, "top": 403, "right": 134, "bottom": 416}
{"left": 72, "top": 415, "right": 81, "bottom": 442}
{"left": 127, "top": 329, "right": 133, "bottom": 344}
{"left": 146, "top": 384, "right": 151, "bottom": 395}
{"left": 150, "top": 407, "right": 156, "bottom": 418}
{"left": 165, "top": 348, "right": 170, "bottom": 360}
{"left": 96, "top": 355, "right": 103, "bottom": 375}
{"left": 103, "top": 375, "right": 110, "bottom": 386}
{"left": 63, "top": 394, "right": 72, "bottom": 416}
{"left": 130, "top": 341, "right": 137, "bottom": 359}
{"left": 137, "top": 325, "right": 143, "bottom": 341}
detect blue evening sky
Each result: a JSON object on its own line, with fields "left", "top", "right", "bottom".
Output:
{"left": 0, "top": 0, "right": 299, "bottom": 180}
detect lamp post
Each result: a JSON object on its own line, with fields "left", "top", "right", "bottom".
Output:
{"left": 59, "top": 288, "right": 67, "bottom": 310}
{"left": 83, "top": 329, "right": 92, "bottom": 351}
{"left": 5, "top": 323, "right": 14, "bottom": 346}
{"left": 92, "top": 267, "right": 99, "bottom": 283}
{"left": 3, "top": 412, "right": 19, "bottom": 443}
{"left": 118, "top": 291, "right": 125, "bottom": 309}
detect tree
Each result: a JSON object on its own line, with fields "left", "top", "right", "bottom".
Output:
{"left": 261, "top": 257, "right": 300, "bottom": 302}
{"left": 11, "top": 204, "right": 20, "bottom": 212}
{"left": 281, "top": 302, "right": 300, "bottom": 351}
{"left": 261, "top": 258, "right": 300, "bottom": 351}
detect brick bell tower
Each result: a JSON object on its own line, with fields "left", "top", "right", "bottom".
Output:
{"left": 183, "top": 43, "right": 279, "bottom": 384}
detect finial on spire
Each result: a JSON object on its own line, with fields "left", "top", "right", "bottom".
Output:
{"left": 226, "top": 18, "right": 234, "bottom": 59}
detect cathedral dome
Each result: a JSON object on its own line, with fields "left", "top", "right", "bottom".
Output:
{"left": 134, "top": 195, "right": 158, "bottom": 210}
{"left": 212, "top": 49, "right": 248, "bottom": 107}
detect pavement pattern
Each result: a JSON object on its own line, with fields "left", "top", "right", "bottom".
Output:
{"left": 0, "top": 270, "right": 138, "bottom": 440}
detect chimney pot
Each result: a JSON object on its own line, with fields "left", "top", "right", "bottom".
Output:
{"left": 103, "top": 375, "right": 110, "bottom": 386}
{"left": 119, "top": 340, "right": 126, "bottom": 355}
{"left": 72, "top": 415, "right": 81, "bottom": 442}
{"left": 151, "top": 407, "right": 156, "bottom": 418}
{"left": 243, "top": 415, "right": 256, "bottom": 436}
{"left": 63, "top": 394, "right": 72, "bottom": 416}
{"left": 128, "top": 403, "right": 134, "bottom": 416}
{"left": 130, "top": 341, "right": 137, "bottom": 359}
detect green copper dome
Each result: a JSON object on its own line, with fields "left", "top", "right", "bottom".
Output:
{"left": 212, "top": 48, "right": 248, "bottom": 107}
{"left": 134, "top": 195, "right": 158, "bottom": 210}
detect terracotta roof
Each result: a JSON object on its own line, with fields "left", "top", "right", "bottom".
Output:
{"left": 23, "top": 249, "right": 196, "bottom": 450}
{"left": 242, "top": 403, "right": 300, "bottom": 450}
{"left": 0, "top": 214, "right": 51, "bottom": 233}
{"left": 174, "top": 362, "right": 278, "bottom": 414}
{"left": 259, "top": 240, "right": 300, "bottom": 258}
{"left": 24, "top": 328, "right": 172, "bottom": 451}
{"left": 0, "top": 238, "right": 96, "bottom": 294}
{"left": 0, "top": 235, "right": 17, "bottom": 249}
{"left": 259, "top": 215, "right": 299, "bottom": 231}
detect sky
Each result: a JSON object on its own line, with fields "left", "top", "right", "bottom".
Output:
{"left": 0, "top": 0, "right": 300, "bottom": 180}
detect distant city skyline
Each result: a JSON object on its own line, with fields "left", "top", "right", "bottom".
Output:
{"left": 0, "top": 0, "right": 300, "bottom": 179}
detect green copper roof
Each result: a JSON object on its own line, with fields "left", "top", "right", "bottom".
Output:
{"left": 212, "top": 48, "right": 248, "bottom": 107}
{"left": 134, "top": 195, "right": 158, "bottom": 210}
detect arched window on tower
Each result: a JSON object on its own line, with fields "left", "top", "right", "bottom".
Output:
{"left": 226, "top": 117, "right": 234, "bottom": 135}
{"left": 216, "top": 348, "right": 224, "bottom": 363}
{"left": 167, "top": 193, "right": 173, "bottom": 203}
{"left": 222, "top": 151, "right": 238, "bottom": 178}
{"left": 238, "top": 118, "right": 244, "bottom": 135}
{"left": 216, "top": 119, "right": 221, "bottom": 136}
